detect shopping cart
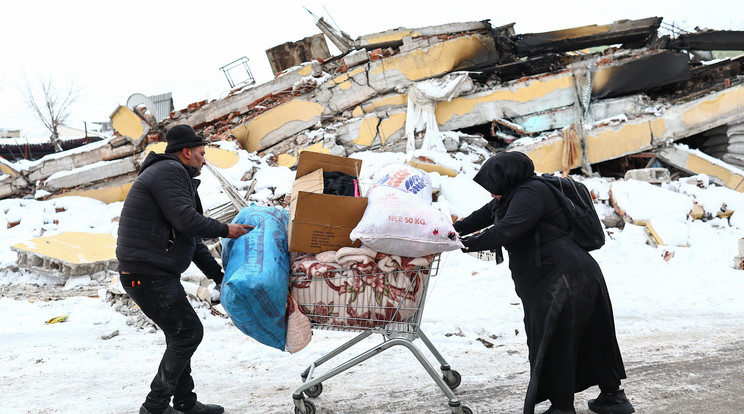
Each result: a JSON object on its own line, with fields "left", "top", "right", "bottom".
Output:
{"left": 289, "top": 254, "right": 471, "bottom": 414}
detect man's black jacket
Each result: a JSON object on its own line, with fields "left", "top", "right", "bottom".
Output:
{"left": 116, "top": 152, "right": 228, "bottom": 282}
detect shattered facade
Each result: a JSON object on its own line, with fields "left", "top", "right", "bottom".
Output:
{"left": 2, "top": 16, "right": 744, "bottom": 203}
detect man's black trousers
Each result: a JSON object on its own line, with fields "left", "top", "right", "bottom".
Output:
{"left": 121, "top": 273, "right": 203, "bottom": 413}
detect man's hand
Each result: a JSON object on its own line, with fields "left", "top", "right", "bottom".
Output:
{"left": 226, "top": 223, "right": 254, "bottom": 239}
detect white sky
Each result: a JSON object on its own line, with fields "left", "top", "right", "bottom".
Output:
{"left": 2, "top": 0, "right": 743, "bottom": 138}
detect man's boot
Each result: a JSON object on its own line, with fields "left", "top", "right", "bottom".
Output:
{"left": 139, "top": 405, "right": 178, "bottom": 414}
{"left": 172, "top": 401, "right": 224, "bottom": 414}
{"left": 540, "top": 406, "right": 576, "bottom": 414}
{"left": 587, "top": 389, "right": 635, "bottom": 414}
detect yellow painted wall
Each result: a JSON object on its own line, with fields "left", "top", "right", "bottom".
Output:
{"left": 232, "top": 100, "right": 325, "bottom": 152}
{"left": 685, "top": 153, "right": 744, "bottom": 192}
{"left": 360, "top": 94, "right": 408, "bottom": 114}
{"left": 585, "top": 121, "right": 658, "bottom": 164}
{"left": 204, "top": 147, "right": 240, "bottom": 169}
{"left": 330, "top": 66, "right": 367, "bottom": 89}
{"left": 277, "top": 153, "right": 298, "bottom": 168}
{"left": 346, "top": 75, "right": 573, "bottom": 151}
{"left": 0, "top": 159, "right": 18, "bottom": 176}
{"left": 524, "top": 118, "right": 666, "bottom": 173}
{"left": 298, "top": 65, "right": 313, "bottom": 76}
{"left": 379, "top": 113, "right": 408, "bottom": 144}
{"left": 332, "top": 73, "right": 349, "bottom": 85}
{"left": 435, "top": 74, "right": 574, "bottom": 124}
{"left": 681, "top": 85, "right": 744, "bottom": 126}
{"left": 12, "top": 232, "right": 116, "bottom": 264}
{"left": 56, "top": 183, "right": 133, "bottom": 204}
{"left": 521, "top": 140, "right": 567, "bottom": 174}
{"left": 354, "top": 117, "right": 381, "bottom": 146}
{"left": 146, "top": 142, "right": 240, "bottom": 169}
{"left": 277, "top": 142, "right": 332, "bottom": 168}
{"left": 302, "top": 142, "right": 331, "bottom": 155}
{"left": 364, "top": 29, "right": 419, "bottom": 44}
{"left": 370, "top": 35, "right": 493, "bottom": 81}
{"left": 110, "top": 106, "right": 145, "bottom": 140}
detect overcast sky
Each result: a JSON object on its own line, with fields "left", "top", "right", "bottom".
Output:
{"left": 2, "top": 0, "right": 743, "bottom": 138}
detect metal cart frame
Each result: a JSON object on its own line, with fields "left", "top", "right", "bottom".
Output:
{"left": 289, "top": 254, "right": 471, "bottom": 414}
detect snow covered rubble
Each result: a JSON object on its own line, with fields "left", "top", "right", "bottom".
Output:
{"left": 2, "top": 144, "right": 744, "bottom": 412}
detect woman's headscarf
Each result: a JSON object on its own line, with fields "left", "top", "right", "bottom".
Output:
{"left": 473, "top": 151, "right": 535, "bottom": 219}
{"left": 474, "top": 151, "right": 535, "bottom": 195}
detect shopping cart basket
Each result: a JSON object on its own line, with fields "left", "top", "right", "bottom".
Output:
{"left": 289, "top": 254, "right": 471, "bottom": 414}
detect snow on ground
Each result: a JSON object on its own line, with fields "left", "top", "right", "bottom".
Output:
{"left": 1, "top": 149, "right": 744, "bottom": 413}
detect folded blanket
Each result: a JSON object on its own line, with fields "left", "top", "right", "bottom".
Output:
{"left": 335, "top": 245, "right": 378, "bottom": 267}
{"left": 377, "top": 253, "right": 435, "bottom": 272}
{"left": 289, "top": 248, "right": 434, "bottom": 332}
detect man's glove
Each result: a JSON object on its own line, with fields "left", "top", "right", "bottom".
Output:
{"left": 460, "top": 236, "right": 473, "bottom": 253}
{"left": 210, "top": 283, "right": 221, "bottom": 303}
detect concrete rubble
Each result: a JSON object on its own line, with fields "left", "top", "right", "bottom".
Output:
{"left": 11, "top": 232, "right": 118, "bottom": 277}
{"left": 2, "top": 15, "right": 744, "bottom": 274}
{"left": 3, "top": 16, "right": 744, "bottom": 203}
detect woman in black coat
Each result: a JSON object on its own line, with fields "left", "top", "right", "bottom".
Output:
{"left": 453, "top": 151, "right": 634, "bottom": 414}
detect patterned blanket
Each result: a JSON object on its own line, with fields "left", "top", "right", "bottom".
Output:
{"left": 289, "top": 246, "right": 435, "bottom": 330}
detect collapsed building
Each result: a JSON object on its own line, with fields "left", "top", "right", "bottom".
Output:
{"left": 2, "top": 15, "right": 744, "bottom": 202}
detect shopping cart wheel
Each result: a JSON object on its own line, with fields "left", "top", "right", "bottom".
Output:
{"left": 443, "top": 370, "right": 462, "bottom": 389}
{"left": 461, "top": 405, "right": 472, "bottom": 414}
{"left": 294, "top": 399, "right": 316, "bottom": 414}
{"left": 304, "top": 383, "right": 323, "bottom": 398}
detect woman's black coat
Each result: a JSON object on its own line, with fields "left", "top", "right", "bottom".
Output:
{"left": 453, "top": 152, "right": 626, "bottom": 413}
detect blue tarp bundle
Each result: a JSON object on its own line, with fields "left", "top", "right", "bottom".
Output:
{"left": 221, "top": 205, "right": 290, "bottom": 351}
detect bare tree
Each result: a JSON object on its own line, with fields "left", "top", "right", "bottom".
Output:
{"left": 23, "top": 76, "right": 80, "bottom": 152}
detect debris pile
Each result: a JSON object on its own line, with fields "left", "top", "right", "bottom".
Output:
{"left": 2, "top": 15, "right": 744, "bottom": 282}
{"left": 2, "top": 16, "right": 744, "bottom": 202}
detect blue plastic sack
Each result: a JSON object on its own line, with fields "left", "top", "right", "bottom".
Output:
{"left": 221, "top": 205, "right": 290, "bottom": 350}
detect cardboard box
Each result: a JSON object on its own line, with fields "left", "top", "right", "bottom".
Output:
{"left": 288, "top": 151, "right": 368, "bottom": 253}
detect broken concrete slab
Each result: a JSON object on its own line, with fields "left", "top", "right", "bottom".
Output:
{"left": 354, "top": 20, "right": 495, "bottom": 50}
{"left": 0, "top": 156, "right": 19, "bottom": 177}
{"left": 6, "top": 16, "right": 741, "bottom": 207}
{"left": 0, "top": 173, "right": 31, "bottom": 199}
{"left": 669, "top": 30, "right": 744, "bottom": 51}
{"left": 231, "top": 32, "right": 500, "bottom": 153}
{"left": 54, "top": 176, "right": 135, "bottom": 204}
{"left": 591, "top": 50, "right": 691, "bottom": 99}
{"left": 164, "top": 62, "right": 322, "bottom": 132}
{"left": 41, "top": 157, "right": 139, "bottom": 192}
{"left": 25, "top": 135, "right": 137, "bottom": 184}
{"left": 624, "top": 168, "right": 671, "bottom": 183}
{"left": 266, "top": 33, "right": 331, "bottom": 75}
{"left": 656, "top": 144, "right": 744, "bottom": 191}
{"left": 516, "top": 82, "right": 744, "bottom": 175}
{"left": 645, "top": 217, "right": 690, "bottom": 247}
{"left": 608, "top": 179, "right": 693, "bottom": 224}
{"left": 110, "top": 105, "right": 151, "bottom": 144}
{"left": 0, "top": 135, "right": 142, "bottom": 201}
{"left": 514, "top": 17, "right": 662, "bottom": 56}
{"left": 11, "top": 232, "right": 118, "bottom": 277}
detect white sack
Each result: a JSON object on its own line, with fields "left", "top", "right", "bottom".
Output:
{"left": 350, "top": 186, "right": 463, "bottom": 256}
{"left": 372, "top": 163, "right": 432, "bottom": 204}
